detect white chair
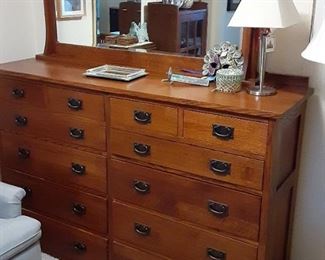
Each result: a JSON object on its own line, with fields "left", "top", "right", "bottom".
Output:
{"left": 0, "top": 181, "right": 42, "bottom": 260}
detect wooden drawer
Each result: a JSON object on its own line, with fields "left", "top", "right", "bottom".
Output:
{"left": 110, "top": 98, "right": 178, "bottom": 137}
{"left": 110, "top": 129, "right": 264, "bottom": 190}
{"left": 112, "top": 202, "right": 258, "bottom": 260}
{"left": 183, "top": 110, "right": 268, "bottom": 156}
{"left": 2, "top": 169, "right": 108, "bottom": 234}
{"left": 112, "top": 241, "right": 169, "bottom": 260}
{"left": 0, "top": 78, "right": 105, "bottom": 121}
{"left": 0, "top": 104, "right": 106, "bottom": 151}
{"left": 25, "top": 210, "right": 108, "bottom": 260}
{"left": 1, "top": 132, "right": 107, "bottom": 195}
{"left": 111, "top": 160, "right": 261, "bottom": 241}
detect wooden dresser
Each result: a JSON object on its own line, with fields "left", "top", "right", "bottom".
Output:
{"left": 0, "top": 59, "right": 311, "bottom": 260}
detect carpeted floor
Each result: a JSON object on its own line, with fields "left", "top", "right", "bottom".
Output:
{"left": 42, "top": 253, "right": 58, "bottom": 260}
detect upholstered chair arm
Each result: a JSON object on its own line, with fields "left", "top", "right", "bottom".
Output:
{"left": 0, "top": 181, "right": 26, "bottom": 218}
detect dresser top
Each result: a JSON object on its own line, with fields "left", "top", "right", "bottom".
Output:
{"left": 0, "top": 58, "right": 312, "bottom": 120}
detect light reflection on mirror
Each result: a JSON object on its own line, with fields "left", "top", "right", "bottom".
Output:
{"left": 56, "top": 0, "right": 242, "bottom": 57}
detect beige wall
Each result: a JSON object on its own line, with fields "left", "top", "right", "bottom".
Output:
{"left": 0, "top": 1, "right": 324, "bottom": 259}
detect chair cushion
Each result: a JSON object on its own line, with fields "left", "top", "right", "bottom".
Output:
{"left": 0, "top": 216, "right": 41, "bottom": 259}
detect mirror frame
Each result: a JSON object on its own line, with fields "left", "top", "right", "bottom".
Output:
{"left": 41, "top": 0, "right": 258, "bottom": 79}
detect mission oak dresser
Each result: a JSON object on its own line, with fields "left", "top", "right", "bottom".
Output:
{"left": 0, "top": 58, "right": 311, "bottom": 260}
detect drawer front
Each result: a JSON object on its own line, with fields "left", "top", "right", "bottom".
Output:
{"left": 1, "top": 132, "right": 107, "bottom": 195}
{"left": 111, "top": 160, "right": 261, "bottom": 241}
{"left": 112, "top": 241, "right": 169, "bottom": 260}
{"left": 110, "top": 129, "right": 264, "bottom": 190}
{"left": 2, "top": 169, "right": 108, "bottom": 234}
{"left": 25, "top": 210, "right": 108, "bottom": 260}
{"left": 112, "top": 202, "right": 258, "bottom": 260}
{"left": 0, "top": 78, "right": 46, "bottom": 107}
{"left": 47, "top": 87, "right": 105, "bottom": 121}
{"left": 183, "top": 110, "right": 268, "bottom": 156}
{"left": 0, "top": 78, "right": 105, "bottom": 121}
{"left": 0, "top": 104, "right": 106, "bottom": 151}
{"left": 110, "top": 98, "right": 178, "bottom": 137}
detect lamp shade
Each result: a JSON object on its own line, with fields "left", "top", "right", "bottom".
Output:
{"left": 302, "top": 20, "right": 325, "bottom": 64}
{"left": 229, "top": 0, "right": 300, "bottom": 28}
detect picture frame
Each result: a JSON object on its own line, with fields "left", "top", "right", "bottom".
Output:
{"left": 56, "top": 0, "right": 86, "bottom": 20}
{"left": 227, "top": 0, "right": 241, "bottom": 12}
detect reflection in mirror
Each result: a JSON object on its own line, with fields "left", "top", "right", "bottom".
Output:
{"left": 56, "top": 0, "right": 242, "bottom": 57}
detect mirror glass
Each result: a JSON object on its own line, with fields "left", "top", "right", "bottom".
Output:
{"left": 56, "top": 0, "right": 242, "bottom": 57}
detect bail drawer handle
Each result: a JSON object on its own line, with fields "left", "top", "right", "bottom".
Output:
{"left": 134, "top": 143, "right": 151, "bottom": 156}
{"left": 71, "top": 163, "right": 86, "bottom": 175}
{"left": 209, "top": 160, "right": 231, "bottom": 176}
{"left": 134, "top": 110, "right": 151, "bottom": 124}
{"left": 134, "top": 223, "right": 151, "bottom": 236}
{"left": 69, "top": 128, "right": 84, "bottom": 139}
{"left": 18, "top": 148, "right": 30, "bottom": 159}
{"left": 208, "top": 200, "right": 229, "bottom": 218}
{"left": 68, "top": 98, "right": 83, "bottom": 110}
{"left": 73, "top": 242, "right": 87, "bottom": 252}
{"left": 72, "top": 203, "right": 86, "bottom": 216}
{"left": 12, "top": 88, "right": 25, "bottom": 98}
{"left": 212, "top": 124, "right": 234, "bottom": 140}
{"left": 207, "top": 248, "right": 226, "bottom": 260}
{"left": 133, "top": 180, "right": 150, "bottom": 194}
{"left": 15, "top": 115, "right": 28, "bottom": 127}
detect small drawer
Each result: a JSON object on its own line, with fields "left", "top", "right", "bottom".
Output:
{"left": 110, "top": 98, "right": 178, "bottom": 137}
{"left": 0, "top": 105, "right": 106, "bottom": 151}
{"left": 2, "top": 169, "right": 108, "bottom": 234}
{"left": 111, "top": 160, "right": 261, "bottom": 241}
{"left": 47, "top": 87, "right": 105, "bottom": 122}
{"left": 112, "top": 202, "right": 258, "bottom": 260}
{"left": 25, "top": 210, "right": 108, "bottom": 260}
{"left": 110, "top": 129, "right": 264, "bottom": 190}
{"left": 0, "top": 78, "right": 46, "bottom": 107}
{"left": 1, "top": 132, "right": 107, "bottom": 195}
{"left": 112, "top": 241, "right": 169, "bottom": 260}
{"left": 183, "top": 110, "right": 268, "bottom": 156}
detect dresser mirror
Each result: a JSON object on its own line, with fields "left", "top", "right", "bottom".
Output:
{"left": 56, "top": 0, "right": 242, "bottom": 57}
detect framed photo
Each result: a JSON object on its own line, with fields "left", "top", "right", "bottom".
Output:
{"left": 227, "top": 0, "right": 241, "bottom": 12}
{"left": 56, "top": 0, "right": 86, "bottom": 20}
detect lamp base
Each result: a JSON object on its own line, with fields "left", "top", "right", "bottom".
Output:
{"left": 247, "top": 85, "right": 277, "bottom": 96}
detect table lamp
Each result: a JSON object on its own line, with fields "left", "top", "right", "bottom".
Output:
{"left": 302, "top": 20, "right": 325, "bottom": 64}
{"left": 229, "top": 0, "right": 301, "bottom": 96}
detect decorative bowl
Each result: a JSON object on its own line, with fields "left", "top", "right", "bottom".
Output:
{"left": 215, "top": 69, "right": 244, "bottom": 93}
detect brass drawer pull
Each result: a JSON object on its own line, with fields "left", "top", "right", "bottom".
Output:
{"left": 134, "top": 110, "right": 151, "bottom": 124}
{"left": 209, "top": 160, "right": 231, "bottom": 176}
{"left": 134, "top": 143, "right": 151, "bottom": 156}
{"left": 12, "top": 88, "right": 25, "bottom": 98}
{"left": 71, "top": 163, "right": 86, "bottom": 175}
{"left": 207, "top": 248, "right": 226, "bottom": 260}
{"left": 208, "top": 200, "right": 229, "bottom": 218}
{"left": 134, "top": 223, "right": 151, "bottom": 236}
{"left": 212, "top": 124, "right": 234, "bottom": 140}
{"left": 69, "top": 128, "right": 84, "bottom": 139}
{"left": 18, "top": 148, "right": 30, "bottom": 159}
{"left": 68, "top": 98, "right": 83, "bottom": 110}
{"left": 73, "top": 242, "right": 87, "bottom": 253}
{"left": 72, "top": 203, "right": 86, "bottom": 216}
{"left": 15, "top": 115, "right": 28, "bottom": 127}
{"left": 133, "top": 180, "right": 150, "bottom": 194}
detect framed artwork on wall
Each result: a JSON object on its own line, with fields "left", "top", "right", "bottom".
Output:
{"left": 56, "top": 0, "right": 86, "bottom": 20}
{"left": 227, "top": 0, "right": 241, "bottom": 12}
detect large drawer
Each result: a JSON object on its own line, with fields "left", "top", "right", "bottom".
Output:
{"left": 0, "top": 78, "right": 105, "bottom": 121}
{"left": 110, "top": 129, "right": 264, "bottom": 190}
{"left": 0, "top": 104, "right": 106, "bottom": 151}
{"left": 25, "top": 210, "right": 108, "bottom": 260}
{"left": 183, "top": 110, "right": 268, "bottom": 156}
{"left": 2, "top": 169, "right": 108, "bottom": 234}
{"left": 112, "top": 241, "right": 169, "bottom": 260}
{"left": 111, "top": 160, "right": 261, "bottom": 241}
{"left": 112, "top": 202, "right": 258, "bottom": 260}
{"left": 110, "top": 98, "right": 178, "bottom": 137}
{"left": 1, "top": 132, "right": 107, "bottom": 195}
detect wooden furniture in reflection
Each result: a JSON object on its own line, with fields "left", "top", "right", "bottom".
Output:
{"left": 119, "top": 1, "right": 141, "bottom": 34}
{"left": 148, "top": 2, "right": 208, "bottom": 56}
